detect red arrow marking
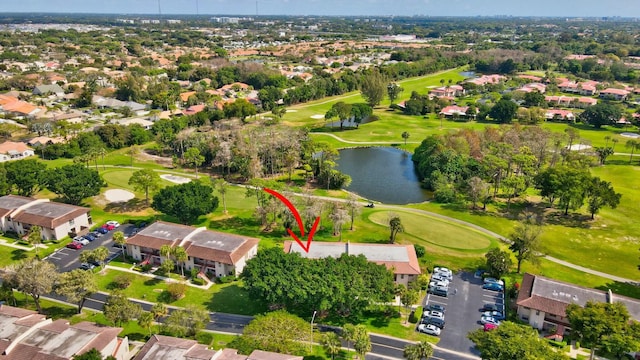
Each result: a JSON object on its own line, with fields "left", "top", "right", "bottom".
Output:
{"left": 263, "top": 188, "right": 319, "bottom": 253}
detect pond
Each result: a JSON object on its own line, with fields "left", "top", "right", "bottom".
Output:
{"left": 459, "top": 71, "right": 476, "bottom": 78}
{"left": 335, "top": 147, "right": 430, "bottom": 204}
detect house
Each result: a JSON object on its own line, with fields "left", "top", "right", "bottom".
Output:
{"left": 558, "top": 81, "right": 599, "bottom": 96}
{"left": 0, "top": 142, "right": 34, "bottom": 162}
{"left": 0, "top": 99, "right": 42, "bottom": 118}
{"left": 518, "top": 74, "right": 542, "bottom": 82}
{"left": 545, "top": 109, "right": 575, "bottom": 122}
{"left": 114, "top": 117, "right": 154, "bottom": 130}
{"left": 183, "top": 104, "right": 206, "bottom": 116}
{"left": 465, "top": 74, "right": 506, "bottom": 86}
{"left": 133, "top": 335, "right": 303, "bottom": 360}
{"left": 179, "top": 91, "right": 197, "bottom": 103}
{"left": 125, "top": 221, "right": 259, "bottom": 278}
{"left": 27, "top": 136, "right": 65, "bottom": 147}
{"left": 439, "top": 105, "right": 476, "bottom": 118}
{"left": 32, "top": 84, "right": 65, "bottom": 98}
{"left": 92, "top": 96, "right": 147, "bottom": 115}
{"left": 428, "top": 85, "right": 465, "bottom": 98}
{"left": 0, "top": 304, "right": 129, "bottom": 360}
{"left": 0, "top": 195, "right": 92, "bottom": 241}
{"left": 600, "top": 88, "right": 629, "bottom": 101}
{"left": 283, "top": 241, "right": 421, "bottom": 286}
{"left": 516, "top": 273, "right": 640, "bottom": 333}
{"left": 517, "top": 83, "right": 546, "bottom": 93}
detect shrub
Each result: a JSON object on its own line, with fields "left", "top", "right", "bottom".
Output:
{"left": 217, "top": 275, "right": 236, "bottom": 284}
{"left": 166, "top": 282, "right": 187, "bottom": 301}
{"left": 409, "top": 307, "right": 421, "bottom": 323}
{"left": 413, "top": 244, "right": 426, "bottom": 258}
{"left": 547, "top": 339, "right": 567, "bottom": 349}
{"left": 113, "top": 274, "right": 133, "bottom": 289}
{"left": 141, "top": 264, "right": 153, "bottom": 272}
{"left": 191, "top": 278, "right": 205, "bottom": 286}
{"left": 195, "top": 331, "right": 214, "bottom": 346}
{"left": 190, "top": 268, "right": 199, "bottom": 280}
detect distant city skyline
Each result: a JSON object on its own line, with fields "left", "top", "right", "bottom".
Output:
{"left": 2, "top": 0, "right": 640, "bottom": 17}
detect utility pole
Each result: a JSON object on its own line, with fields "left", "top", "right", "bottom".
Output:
{"left": 310, "top": 310, "right": 317, "bottom": 352}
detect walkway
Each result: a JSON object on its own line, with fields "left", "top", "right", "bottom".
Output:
{"left": 312, "top": 132, "right": 421, "bottom": 145}
{"left": 103, "top": 264, "right": 214, "bottom": 290}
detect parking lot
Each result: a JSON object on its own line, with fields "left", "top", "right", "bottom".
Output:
{"left": 421, "top": 271, "right": 505, "bottom": 356}
{"left": 45, "top": 223, "right": 136, "bottom": 272}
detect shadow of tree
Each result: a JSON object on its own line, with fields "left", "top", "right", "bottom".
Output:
{"left": 104, "top": 198, "right": 149, "bottom": 213}
{"left": 204, "top": 284, "right": 266, "bottom": 315}
{"left": 11, "top": 249, "right": 28, "bottom": 261}
{"left": 144, "top": 278, "right": 162, "bottom": 287}
{"left": 126, "top": 332, "right": 148, "bottom": 342}
{"left": 596, "top": 281, "right": 640, "bottom": 299}
{"left": 42, "top": 305, "right": 78, "bottom": 320}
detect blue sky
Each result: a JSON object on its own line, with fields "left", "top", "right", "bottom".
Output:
{"left": 3, "top": 0, "right": 640, "bottom": 17}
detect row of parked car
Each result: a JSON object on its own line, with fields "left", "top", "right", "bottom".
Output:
{"left": 480, "top": 276, "right": 506, "bottom": 331}
{"left": 65, "top": 221, "right": 120, "bottom": 250}
{"left": 427, "top": 266, "right": 453, "bottom": 297}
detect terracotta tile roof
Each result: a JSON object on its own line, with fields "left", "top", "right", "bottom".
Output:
{"left": 3, "top": 343, "right": 68, "bottom": 360}
{"left": 12, "top": 201, "right": 90, "bottom": 229}
{"left": 0, "top": 303, "right": 38, "bottom": 318}
{"left": 133, "top": 335, "right": 217, "bottom": 360}
{"left": 179, "top": 91, "right": 197, "bottom": 102}
{"left": 601, "top": 88, "right": 629, "bottom": 96}
{"left": 216, "top": 348, "right": 248, "bottom": 360}
{"left": 248, "top": 350, "right": 303, "bottom": 360}
{"left": 73, "top": 322, "right": 122, "bottom": 354}
{"left": 0, "top": 141, "right": 33, "bottom": 154}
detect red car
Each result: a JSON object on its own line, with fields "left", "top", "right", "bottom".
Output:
{"left": 102, "top": 224, "right": 116, "bottom": 231}
{"left": 483, "top": 323, "right": 497, "bottom": 332}
{"left": 66, "top": 242, "right": 83, "bottom": 250}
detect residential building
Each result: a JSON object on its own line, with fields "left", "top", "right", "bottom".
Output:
{"left": 134, "top": 335, "right": 303, "bottom": 360}
{"left": 545, "top": 109, "right": 576, "bottom": 122}
{"left": 0, "top": 304, "right": 129, "bottom": 360}
{"left": 558, "top": 81, "right": 599, "bottom": 96}
{"left": 428, "top": 85, "right": 465, "bottom": 98}
{"left": 600, "top": 88, "right": 630, "bottom": 101}
{"left": 27, "top": 136, "right": 65, "bottom": 147}
{"left": 0, "top": 141, "right": 34, "bottom": 162}
{"left": 516, "top": 273, "right": 640, "bottom": 332}
{"left": 283, "top": 241, "right": 421, "bottom": 286}
{"left": 32, "top": 84, "right": 65, "bottom": 98}
{"left": 517, "top": 83, "right": 546, "bottom": 93}
{"left": 465, "top": 74, "right": 506, "bottom": 86}
{"left": 0, "top": 195, "right": 92, "bottom": 240}
{"left": 92, "top": 95, "right": 147, "bottom": 115}
{"left": 439, "top": 105, "right": 476, "bottom": 118}
{"left": 125, "top": 221, "right": 259, "bottom": 278}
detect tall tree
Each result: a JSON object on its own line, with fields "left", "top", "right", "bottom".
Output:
{"left": 567, "top": 301, "right": 639, "bottom": 360}
{"left": 468, "top": 321, "right": 569, "bottom": 360}
{"left": 152, "top": 181, "right": 219, "bottom": 224}
{"left": 112, "top": 231, "right": 127, "bottom": 256}
{"left": 5, "top": 259, "right": 58, "bottom": 313}
{"left": 625, "top": 140, "right": 639, "bottom": 164}
{"left": 172, "top": 246, "right": 188, "bottom": 277}
{"left": 579, "top": 102, "right": 622, "bottom": 128}
{"left": 360, "top": 70, "right": 386, "bottom": 107}
{"left": 55, "top": 269, "right": 97, "bottom": 313}
{"left": 104, "top": 290, "right": 142, "bottom": 326}
{"left": 353, "top": 325, "right": 371, "bottom": 360}
{"left": 594, "top": 147, "right": 614, "bottom": 165}
{"left": 214, "top": 178, "right": 229, "bottom": 214}
{"left": 137, "top": 311, "right": 154, "bottom": 336}
{"left": 403, "top": 341, "right": 434, "bottom": 360}
{"left": 27, "top": 225, "right": 43, "bottom": 258}
{"left": 586, "top": 177, "right": 621, "bottom": 220}
{"left": 341, "top": 324, "right": 357, "bottom": 354}
{"left": 184, "top": 147, "right": 205, "bottom": 178}
{"left": 387, "top": 83, "right": 404, "bottom": 105}
{"left": 240, "top": 310, "right": 309, "bottom": 355}
{"left": 509, "top": 219, "right": 543, "bottom": 273}
{"left": 320, "top": 332, "right": 342, "bottom": 360}
{"left": 44, "top": 164, "right": 106, "bottom": 205}
{"left": 128, "top": 169, "right": 161, "bottom": 205}
{"left": 388, "top": 215, "right": 404, "bottom": 244}
{"left": 401, "top": 131, "right": 410, "bottom": 145}
{"left": 92, "top": 246, "right": 110, "bottom": 269}
{"left": 325, "top": 101, "right": 353, "bottom": 131}
{"left": 484, "top": 248, "right": 513, "bottom": 278}
{"left": 345, "top": 194, "right": 361, "bottom": 231}
{"left": 162, "top": 305, "right": 209, "bottom": 337}
{"left": 399, "top": 288, "right": 419, "bottom": 324}
{"left": 466, "top": 176, "right": 490, "bottom": 210}
{"left": 489, "top": 98, "right": 518, "bottom": 123}
{"left": 5, "top": 159, "right": 46, "bottom": 196}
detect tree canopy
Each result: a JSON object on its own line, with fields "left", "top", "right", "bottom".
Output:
{"left": 45, "top": 164, "right": 106, "bottom": 205}
{"left": 360, "top": 70, "right": 386, "bottom": 107}
{"left": 128, "top": 168, "right": 161, "bottom": 205}
{"left": 55, "top": 269, "right": 97, "bottom": 313}
{"left": 230, "top": 310, "right": 310, "bottom": 355}
{"left": 5, "top": 159, "right": 46, "bottom": 196}
{"left": 241, "top": 248, "right": 395, "bottom": 318}
{"left": 579, "top": 102, "right": 623, "bottom": 128}
{"left": 152, "top": 181, "right": 219, "bottom": 223}
{"left": 489, "top": 98, "right": 518, "bottom": 123}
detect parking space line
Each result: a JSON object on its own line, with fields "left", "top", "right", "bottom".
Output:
{"left": 427, "top": 299, "right": 448, "bottom": 305}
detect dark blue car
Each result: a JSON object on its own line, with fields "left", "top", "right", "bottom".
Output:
{"left": 96, "top": 227, "right": 109, "bottom": 234}
{"left": 483, "top": 283, "right": 504, "bottom": 292}
{"left": 84, "top": 234, "right": 97, "bottom": 241}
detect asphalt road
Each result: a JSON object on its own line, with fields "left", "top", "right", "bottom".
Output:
{"left": 44, "top": 223, "right": 137, "bottom": 272}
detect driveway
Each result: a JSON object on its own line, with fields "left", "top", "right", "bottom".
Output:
{"left": 45, "top": 223, "right": 136, "bottom": 272}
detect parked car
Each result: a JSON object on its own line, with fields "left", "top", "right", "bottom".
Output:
{"left": 79, "top": 263, "right": 95, "bottom": 271}
{"left": 417, "top": 324, "right": 441, "bottom": 336}
{"left": 429, "top": 280, "right": 448, "bottom": 289}
{"left": 102, "top": 224, "right": 116, "bottom": 231}
{"left": 483, "top": 277, "right": 505, "bottom": 286}
{"left": 425, "top": 317, "right": 445, "bottom": 329}
{"left": 106, "top": 220, "right": 120, "bottom": 228}
{"left": 431, "top": 274, "right": 450, "bottom": 284}
{"left": 429, "top": 286, "right": 448, "bottom": 297}
{"left": 480, "top": 315, "right": 501, "bottom": 326}
{"left": 90, "top": 230, "right": 102, "bottom": 237}
{"left": 66, "top": 242, "right": 83, "bottom": 250}
{"left": 434, "top": 267, "right": 453, "bottom": 280}
{"left": 483, "top": 311, "right": 505, "bottom": 320}
{"left": 74, "top": 237, "right": 90, "bottom": 246}
{"left": 483, "top": 283, "right": 504, "bottom": 292}
{"left": 426, "top": 303, "right": 446, "bottom": 314}
{"left": 96, "top": 227, "right": 109, "bottom": 234}
{"left": 427, "top": 310, "right": 444, "bottom": 320}
{"left": 481, "top": 303, "right": 499, "bottom": 312}
{"left": 83, "top": 234, "right": 97, "bottom": 242}
{"left": 483, "top": 323, "right": 498, "bottom": 331}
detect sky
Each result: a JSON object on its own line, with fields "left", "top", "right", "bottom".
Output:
{"left": 2, "top": 0, "right": 640, "bottom": 17}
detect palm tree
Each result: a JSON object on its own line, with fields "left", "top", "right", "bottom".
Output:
{"left": 112, "top": 231, "right": 126, "bottom": 258}
{"left": 127, "top": 145, "right": 139, "bottom": 167}
{"left": 172, "top": 246, "right": 188, "bottom": 277}
{"left": 93, "top": 246, "right": 109, "bottom": 270}
{"left": 215, "top": 179, "right": 229, "bottom": 214}
{"left": 320, "top": 332, "right": 342, "bottom": 360}
{"left": 137, "top": 312, "right": 154, "bottom": 336}
{"left": 150, "top": 302, "right": 168, "bottom": 322}
{"left": 97, "top": 147, "right": 107, "bottom": 170}
{"left": 160, "top": 244, "right": 173, "bottom": 271}
{"left": 389, "top": 216, "right": 404, "bottom": 243}
{"left": 341, "top": 324, "right": 357, "bottom": 354}
{"left": 403, "top": 341, "right": 434, "bottom": 360}
{"left": 612, "top": 138, "right": 619, "bottom": 152}
{"left": 27, "top": 225, "right": 42, "bottom": 258}
{"left": 401, "top": 131, "right": 410, "bottom": 145}
{"left": 626, "top": 139, "right": 639, "bottom": 164}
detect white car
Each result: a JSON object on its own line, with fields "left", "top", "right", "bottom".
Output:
{"left": 427, "top": 310, "right": 444, "bottom": 320}
{"left": 417, "top": 323, "right": 441, "bottom": 336}
{"left": 434, "top": 267, "right": 453, "bottom": 279}
{"left": 106, "top": 221, "right": 120, "bottom": 228}
{"left": 74, "top": 237, "right": 90, "bottom": 246}
{"left": 480, "top": 315, "right": 501, "bottom": 326}
{"left": 483, "top": 277, "right": 505, "bottom": 286}
{"left": 429, "top": 281, "right": 448, "bottom": 289}
{"left": 431, "top": 274, "right": 450, "bottom": 284}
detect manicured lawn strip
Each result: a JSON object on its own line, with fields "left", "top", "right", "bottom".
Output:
{"left": 367, "top": 210, "right": 492, "bottom": 251}
{"left": 93, "top": 268, "right": 266, "bottom": 315}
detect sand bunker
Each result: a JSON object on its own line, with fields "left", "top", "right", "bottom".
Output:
{"left": 567, "top": 144, "right": 592, "bottom": 151}
{"left": 621, "top": 132, "right": 640, "bottom": 139}
{"left": 286, "top": 109, "right": 298, "bottom": 113}
{"left": 104, "top": 189, "right": 135, "bottom": 203}
{"left": 160, "top": 174, "right": 192, "bottom": 184}
{"left": 311, "top": 114, "right": 325, "bottom": 119}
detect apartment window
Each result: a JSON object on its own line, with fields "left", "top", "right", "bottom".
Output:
{"left": 400, "top": 274, "right": 405, "bottom": 279}
{"left": 69, "top": 219, "right": 75, "bottom": 226}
